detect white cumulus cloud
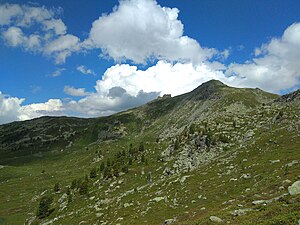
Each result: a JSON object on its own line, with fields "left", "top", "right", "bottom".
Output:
{"left": 85, "top": 0, "right": 218, "bottom": 64}
{"left": 77, "top": 65, "right": 96, "bottom": 75}
{"left": 0, "top": 91, "right": 66, "bottom": 124}
{"left": 64, "top": 86, "right": 89, "bottom": 96}
{"left": 42, "top": 19, "right": 67, "bottom": 35}
{"left": 0, "top": 3, "right": 80, "bottom": 64}
{"left": 226, "top": 22, "right": 300, "bottom": 92}
{"left": 54, "top": 60, "right": 226, "bottom": 117}
{"left": 44, "top": 34, "right": 80, "bottom": 64}
{"left": 2, "top": 26, "right": 41, "bottom": 50}
{"left": 0, "top": 92, "right": 24, "bottom": 124}
{"left": 19, "top": 99, "right": 64, "bottom": 121}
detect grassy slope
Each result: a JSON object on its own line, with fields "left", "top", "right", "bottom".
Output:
{"left": 1, "top": 81, "right": 299, "bottom": 225}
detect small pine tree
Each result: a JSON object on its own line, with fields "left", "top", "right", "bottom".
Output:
{"left": 112, "top": 163, "right": 121, "bottom": 177}
{"left": 67, "top": 193, "right": 72, "bottom": 204}
{"left": 54, "top": 182, "right": 60, "bottom": 193}
{"left": 90, "top": 167, "right": 97, "bottom": 178}
{"left": 129, "top": 143, "right": 133, "bottom": 154}
{"left": 122, "top": 166, "right": 129, "bottom": 173}
{"left": 174, "top": 139, "right": 179, "bottom": 150}
{"left": 71, "top": 179, "right": 77, "bottom": 189}
{"left": 147, "top": 172, "right": 152, "bottom": 184}
{"left": 205, "top": 136, "right": 211, "bottom": 147}
{"left": 66, "top": 187, "right": 71, "bottom": 196}
{"left": 139, "top": 142, "right": 145, "bottom": 152}
{"left": 106, "top": 158, "right": 111, "bottom": 167}
{"left": 100, "top": 162, "right": 105, "bottom": 171}
{"left": 36, "top": 196, "right": 53, "bottom": 219}
{"left": 233, "top": 120, "right": 237, "bottom": 129}
{"left": 79, "top": 181, "right": 88, "bottom": 195}
{"left": 116, "top": 151, "right": 122, "bottom": 158}
{"left": 103, "top": 167, "right": 112, "bottom": 179}
{"left": 128, "top": 158, "right": 133, "bottom": 165}
{"left": 276, "top": 110, "right": 284, "bottom": 120}
{"left": 141, "top": 154, "right": 145, "bottom": 163}
{"left": 189, "top": 124, "right": 195, "bottom": 134}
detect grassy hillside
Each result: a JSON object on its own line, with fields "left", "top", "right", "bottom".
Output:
{"left": 0, "top": 80, "right": 299, "bottom": 225}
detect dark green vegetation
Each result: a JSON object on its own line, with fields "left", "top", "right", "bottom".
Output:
{"left": 0, "top": 80, "right": 299, "bottom": 225}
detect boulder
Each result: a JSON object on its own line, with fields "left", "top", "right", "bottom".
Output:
{"left": 288, "top": 180, "right": 300, "bottom": 195}
{"left": 180, "top": 175, "right": 190, "bottom": 184}
{"left": 164, "top": 218, "right": 176, "bottom": 224}
{"left": 230, "top": 208, "right": 253, "bottom": 216}
{"left": 209, "top": 216, "right": 223, "bottom": 223}
{"left": 240, "top": 173, "right": 251, "bottom": 179}
{"left": 152, "top": 197, "right": 165, "bottom": 202}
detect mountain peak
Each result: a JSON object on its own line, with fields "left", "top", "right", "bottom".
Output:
{"left": 200, "top": 79, "right": 226, "bottom": 87}
{"left": 188, "top": 79, "right": 227, "bottom": 100}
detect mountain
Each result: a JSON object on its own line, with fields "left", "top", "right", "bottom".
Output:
{"left": 0, "top": 80, "right": 299, "bottom": 225}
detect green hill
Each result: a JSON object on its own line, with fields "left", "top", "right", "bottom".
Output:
{"left": 0, "top": 80, "right": 299, "bottom": 225}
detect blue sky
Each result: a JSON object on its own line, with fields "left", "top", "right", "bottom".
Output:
{"left": 0, "top": 0, "right": 300, "bottom": 124}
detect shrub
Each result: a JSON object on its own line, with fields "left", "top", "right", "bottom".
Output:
{"left": 90, "top": 167, "right": 97, "bottom": 178}
{"left": 79, "top": 181, "right": 88, "bottom": 195}
{"left": 71, "top": 179, "right": 78, "bottom": 189}
{"left": 103, "top": 167, "right": 112, "bottom": 179}
{"left": 139, "top": 142, "right": 145, "bottom": 152}
{"left": 54, "top": 182, "right": 60, "bottom": 193}
{"left": 100, "top": 162, "right": 105, "bottom": 171}
{"left": 174, "top": 139, "right": 179, "bottom": 150}
{"left": 141, "top": 154, "right": 145, "bottom": 163}
{"left": 36, "top": 196, "right": 53, "bottom": 219}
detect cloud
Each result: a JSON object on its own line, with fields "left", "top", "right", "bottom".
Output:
{"left": 0, "top": 1, "right": 224, "bottom": 65}
{"left": 42, "top": 19, "right": 66, "bottom": 35}
{"left": 19, "top": 99, "right": 64, "bottom": 121}
{"left": 85, "top": 0, "right": 218, "bottom": 64}
{"left": 0, "top": 4, "right": 22, "bottom": 25}
{"left": 226, "top": 22, "right": 300, "bottom": 92}
{"left": 54, "top": 60, "right": 225, "bottom": 117}
{"left": 0, "top": 90, "right": 66, "bottom": 124}
{"left": 2, "top": 26, "right": 41, "bottom": 50}
{"left": 64, "top": 88, "right": 159, "bottom": 117}
{"left": 77, "top": 65, "right": 96, "bottom": 75}
{"left": 94, "top": 60, "right": 226, "bottom": 97}
{"left": 64, "top": 86, "right": 89, "bottom": 96}
{"left": 44, "top": 34, "right": 80, "bottom": 64}
{"left": 51, "top": 68, "right": 65, "bottom": 77}
{"left": 0, "top": 92, "right": 24, "bottom": 124}
{"left": 2, "top": 26, "right": 25, "bottom": 47}
{"left": 0, "top": 3, "right": 80, "bottom": 64}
